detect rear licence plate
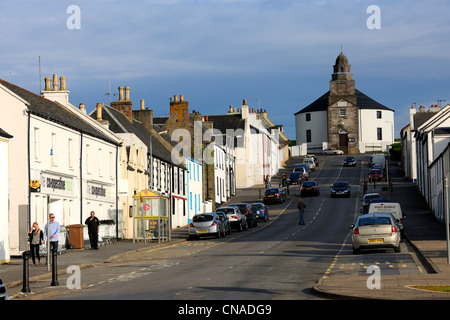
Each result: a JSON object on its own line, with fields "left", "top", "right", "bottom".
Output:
{"left": 197, "top": 230, "right": 208, "bottom": 233}
{"left": 368, "top": 238, "right": 383, "bottom": 243}
{"left": 306, "top": 188, "right": 312, "bottom": 190}
{"left": 268, "top": 195, "right": 274, "bottom": 197}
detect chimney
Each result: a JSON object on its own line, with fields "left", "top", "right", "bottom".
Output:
{"left": 419, "top": 105, "right": 425, "bottom": 113}
{"left": 169, "top": 94, "right": 189, "bottom": 123}
{"left": 111, "top": 86, "right": 133, "bottom": 122}
{"left": 79, "top": 103, "right": 86, "bottom": 114}
{"left": 95, "top": 103, "right": 110, "bottom": 128}
{"left": 42, "top": 74, "right": 70, "bottom": 106}
{"left": 140, "top": 99, "right": 145, "bottom": 110}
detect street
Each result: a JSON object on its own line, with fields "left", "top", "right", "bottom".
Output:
{"left": 50, "top": 155, "right": 424, "bottom": 300}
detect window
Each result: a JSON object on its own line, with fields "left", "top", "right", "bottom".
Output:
{"left": 339, "top": 109, "right": 346, "bottom": 117}
{"left": 33, "top": 128, "right": 40, "bottom": 160}
{"left": 306, "top": 130, "right": 312, "bottom": 143}
{"left": 306, "top": 113, "right": 311, "bottom": 121}
{"left": 377, "top": 111, "right": 382, "bottom": 119}
{"left": 68, "top": 139, "right": 73, "bottom": 169}
{"left": 377, "top": 128, "right": 382, "bottom": 140}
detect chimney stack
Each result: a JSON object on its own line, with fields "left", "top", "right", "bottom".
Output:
{"left": 111, "top": 86, "right": 133, "bottom": 122}
{"left": 60, "top": 77, "right": 67, "bottom": 91}
{"left": 44, "top": 77, "right": 51, "bottom": 91}
{"left": 96, "top": 103, "right": 103, "bottom": 120}
{"left": 118, "top": 86, "right": 124, "bottom": 101}
{"left": 79, "top": 103, "right": 86, "bottom": 114}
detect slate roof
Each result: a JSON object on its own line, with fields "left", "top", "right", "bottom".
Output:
{"left": 91, "top": 105, "right": 179, "bottom": 166}
{"left": 0, "top": 79, "right": 119, "bottom": 145}
{"left": 294, "top": 89, "right": 394, "bottom": 115}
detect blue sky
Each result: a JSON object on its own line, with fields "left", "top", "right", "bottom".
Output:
{"left": 2, "top": 0, "right": 450, "bottom": 140}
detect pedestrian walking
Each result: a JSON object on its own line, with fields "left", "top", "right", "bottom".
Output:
{"left": 43, "top": 213, "right": 60, "bottom": 252}
{"left": 85, "top": 211, "right": 100, "bottom": 250}
{"left": 297, "top": 197, "right": 306, "bottom": 225}
{"left": 281, "top": 173, "right": 287, "bottom": 187}
{"left": 28, "top": 222, "right": 43, "bottom": 266}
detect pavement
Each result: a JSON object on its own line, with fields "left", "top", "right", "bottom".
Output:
{"left": 2, "top": 156, "right": 450, "bottom": 300}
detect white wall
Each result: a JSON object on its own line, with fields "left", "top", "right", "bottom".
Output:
{"left": 359, "top": 109, "right": 394, "bottom": 152}
{"left": 295, "top": 111, "right": 328, "bottom": 152}
{"left": 0, "top": 138, "right": 10, "bottom": 263}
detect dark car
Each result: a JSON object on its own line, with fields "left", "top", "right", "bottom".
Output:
{"left": 263, "top": 187, "right": 287, "bottom": 204}
{"left": 215, "top": 211, "right": 232, "bottom": 235}
{"left": 330, "top": 181, "right": 351, "bottom": 198}
{"left": 300, "top": 181, "right": 320, "bottom": 197}
{"left": 228, "top": 203, "right": 257, "bottom": 228}
{"left": 0, "top": 278, "right": 9, "bottom": 300}
{"left": 343, "top": 156, "right": 356, "bottom": 167}
{"left": 250, "top": 202, "right": 269, "bottom": 222}
{"left": 286, "top": 172, "right": 303, "bottom": 185}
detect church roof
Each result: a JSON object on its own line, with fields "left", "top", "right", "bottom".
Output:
{"left": 294, "top": 89, "right": 394, "bottom": 115}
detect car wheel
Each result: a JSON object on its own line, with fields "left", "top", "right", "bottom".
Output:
{"left": 394, "top": 245, "right": 401, "bottom": 253}
{"left": 352, "top": 246, "right": 360, "bottom": 254}
{"left": 237, "top": 222, "right": 243, "bottom": 232}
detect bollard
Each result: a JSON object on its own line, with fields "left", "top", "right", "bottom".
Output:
{"left": 51, "top": 247, "right": 59, "bottom": 286}
{"left": 21, "top": 250, "right": 31, "bottom": 293}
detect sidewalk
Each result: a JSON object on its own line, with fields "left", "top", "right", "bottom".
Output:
{"left": 3, "top": 157, "right": 450, "bottom": 300}
{"left": 313, "top": 160, "right": 450, "bottom": 300}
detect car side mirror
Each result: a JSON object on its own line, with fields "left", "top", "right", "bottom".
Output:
{"left": 349, "top": 224, "right": 354, "bottom": 229}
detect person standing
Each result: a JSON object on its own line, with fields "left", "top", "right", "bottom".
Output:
{"left": 281, "top": 173, "right": 287, "bottom": 187}
{"left": 297, "top": 197, "right": 306, "bottom": 225}
{"left": 43, "top": 214, "right": 60, "bottom": 252}
{"left": 85, "top": 211, "right": 100, "bottom": 250}
{"left": 28, "top": 222, "right": 43, "bottom": 266}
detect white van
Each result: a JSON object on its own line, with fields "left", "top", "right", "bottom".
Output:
{"left": 303, "top": 157, "right": 316, "bottom": 172}
{"left": 368, "top": 202, "right": 405, "bottom": 236}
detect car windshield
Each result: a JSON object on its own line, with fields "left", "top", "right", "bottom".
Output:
{"left": 346, "top": 157, "right": 354, "bottom": 161}
{"left": 333, "top": 182, "right": 348, "bottom": 188}
{"left": 251, "top": 204, "right": 263, "bottom": 210}
{"left": 358, "top": 217, "right": 391, "bottom": 226}
{"left": 365, "top": 194, "right": 381, "bottom": 200}
{"left": 230, "top": 204, "right": 247, "bottom": 212}
{"left": 289, "top": 173, "right": 301, "bottom": 177}
{"left": 217, "top": 208, "right": 235, "bottom": 214}
{"left": 265, "top": 189, "right": 280, "bottom": 195}
{"left": 193, "top": 214, "right": 214, "bottom": 222}
{"left": 303, "top": 182, "right": 316, "bottom": 187}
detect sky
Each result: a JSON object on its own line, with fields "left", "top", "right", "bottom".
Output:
{"left": 2, "top": 0, "right": 450, "bottom": 141}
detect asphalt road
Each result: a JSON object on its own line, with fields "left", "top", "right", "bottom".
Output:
{"left": 54, "top": 155, "right": 423, "bottom": 300}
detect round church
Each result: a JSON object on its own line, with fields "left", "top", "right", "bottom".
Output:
{"left": 294, "top": 52, "right": 394, "bottom": 154}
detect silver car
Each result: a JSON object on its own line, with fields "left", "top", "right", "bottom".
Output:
{"left": 188, "top": 213, "right": 225, "bottom": 240}
{"left": 323, "top": 147, "right": 344, "bottom": 155}
{"left": 350, "top": 212, "right": 401, "bottom": 254}
{"left": 217, "top": 206, "right": 247, "bottom": 231}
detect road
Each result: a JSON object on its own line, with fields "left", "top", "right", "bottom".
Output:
{"left": 54, "top": 155, "right": 424, "bottom": 300}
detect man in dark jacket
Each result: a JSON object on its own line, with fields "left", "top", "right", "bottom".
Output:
{"left": 297, "top": 197, "right": 306, "bottom": 225}
{"left": 85, "top": 211, "right": 100, "bottom": 249}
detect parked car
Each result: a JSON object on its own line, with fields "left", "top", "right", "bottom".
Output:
{"left": 215, "top": 211, "right": 232, "bottom": 235}
{"left": 323, "top": 147, "right": 344, "bottom": 155}
{"left": 330, "top": 181, "right": 351, "bottom": 198}
{"left": 0, "top": 278, "right": 9, "bottom": 300}
{"left": 343, "top": 156, "right": 356, "bottom": 167}
{"left": 300, "top": 181, "right": 320, "bottom": 197}
{"left": 216, "top": 206, "right": 247, "bottom": 231}
{"left": 360, "top": 192, "right": 382, "bottom": 214}
{"left": 263, "top": 187, "right": 287, "bottom": 204}
{"left": 350, "top": 212, "right": 401, "bottom": 254}
{"left": 286, "top": 172, "right": 303, "bottom": 185}
{"left": 251, "top": 202, "right": 269, "bottom": 222}
{"left": 188, "top": 213, "right": 225, "bottom": 240}
{"left": 228, "top": 203, "right": 257, "bottom": 228}
{"left": 368, "top": 168, "right": 383, "bottom": 182}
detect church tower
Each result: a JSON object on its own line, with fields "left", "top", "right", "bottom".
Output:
{"left": 327, "top": 52, "right": 359, "bottom": 154}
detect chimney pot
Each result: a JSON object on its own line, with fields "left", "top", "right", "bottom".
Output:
{"left": 96, "top": 103, "right": 103, "bottom": 120}
{"left": 52, "top": 74, "right": 58, "bottom": 91}
{"left": 140, "top": 99, "right": 145, "bottom": 110}
{"left": 59, "top": 77, "right": 67, "bottom": 90}
{"left": 243, "top": 99, "right": 247, "bottom": 105}
{"left": 44, "top": 77, "right": 52, "bottom": 91}
{"left": 118, "top": 86, "right": 124, "bottom": 101}
{"left": 79, "top": 103, "right": 86, "bottom": 113}
{"left": 180, "top": 95, "right": 184, "bottom": 102}
{"left": 125, "top": 86, "right": 130, "bottom": 101}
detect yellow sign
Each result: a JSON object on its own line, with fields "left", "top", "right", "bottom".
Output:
{"left": 30, "top": 180, "right": 41, "bottom": 192}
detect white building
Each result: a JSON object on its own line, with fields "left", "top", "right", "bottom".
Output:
{"left": 0, "top": 128, "right": 12, "bottom": 263}
{"left": 294, "top": 52, "right": 395, "bottom": 154}
{"left": 0, "top": 76, "right": 120, "bottom": 255}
